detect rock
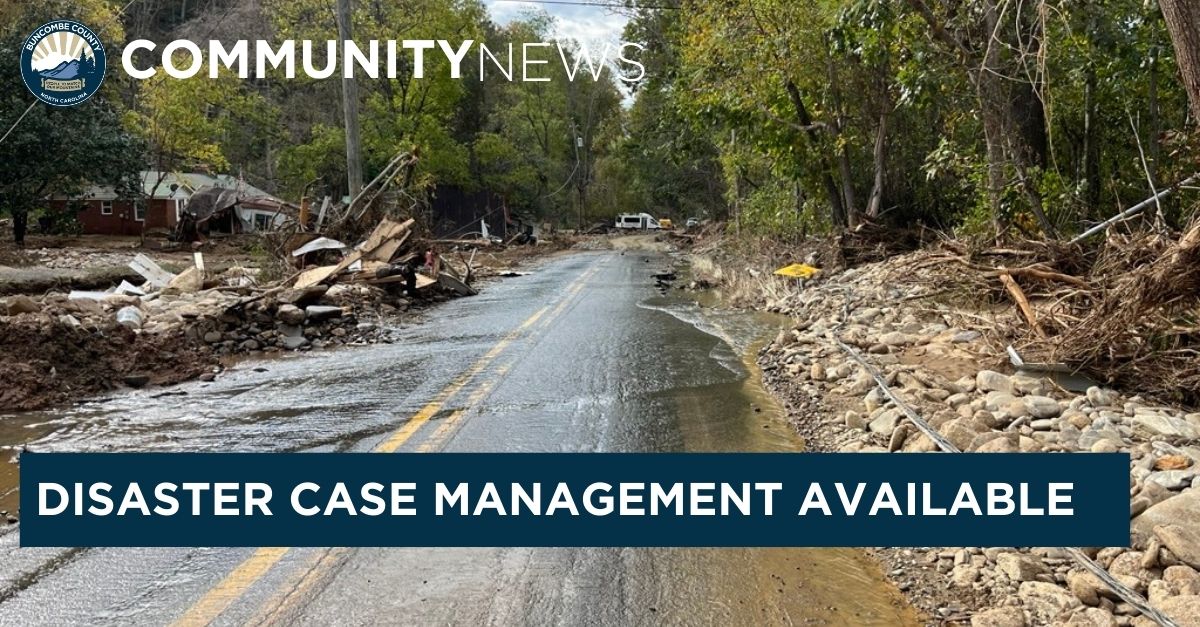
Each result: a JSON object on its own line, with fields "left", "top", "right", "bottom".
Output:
{"left": 166, "top": 266, "right": 203, "bottom": 293}
{"left": 1068, "top": 570, "right": 1107, "bottom": 606}
{"left": 1157, "top": 595, "right": 1200, "bottom": 626}
{"left": 281, "top": 335, "right": 309, "bottom": 350}
{"left": 947, "top": 392, "right": 972, "bottom": 408}
{"left": 276, "top": 286, "right": 328, "bottom": 306}
{"left": 1109, "top": 552, "right": 1158, "bottom": 589}
{"left": 810, "top": 362, "right": 826, "bottom": 381}
{"left": 276, "top": 304, "right": 306, "bottom": 325}
{"left": 977, "top": 435, "right": 1019, "bottom": 453}
{"left": 952, "top": 564, "right": 981, "bottom": 587}
{"left": 203, "top": 331, "right": 222, "bottom": 344}
{"left": 1130, "top": 414, "right": 1200, "bottom": 439}
{"left": 952, "top": 330, "right": 981, "bottom": 343}
{"left": 1019, "top": 581, "right": 1082, "bottom": 620}
{"left": 971, "top": 606, "right": 1027, "bottom": 627}
{"left": 4, "top": 294, "right": 40, "bottom": 315}
{"left": 978, "top": 370, "right": 1014, "bottom": 394}
{"left": 1087, "top": 387, "right": 1118, "bottom": 407}
{"left": 869, "top": 409, "right": 903, "bottom": 435}
{"left": 998, "top": 552, "right": 1049, "bottom": 582}
{"left": 1148, "top": 470, "right": 1198, "bottom": 491}
{"left": 277, "top": 323, "right": 303, "bottom": 338}
{"left": 1063, "top": 607, "right": 1119, "bottom": 627}
{"left": 1023, "top": 396, "right": 1063, "bottom": 419}
{"left": 845, "top": 411, "right": 867, "bottom": 430}
{"left": 239, "top": 339, "right": 260, "bottom": 351}
{"left": 1012, "top": 376, "right": 1049, "bottom": 396}
{"left": 1156, "top": 525, "right": 1200, "bottom": 571}
{"left": 942, "top": 418, "right": 984, "bottom": 451}
{"left": 878, "top": 331, "right": 910, "bottom": 346}
{"left": 122, "top": 374, "right": 150, "bottom": 388}
{"left": 305, "top": 305, "right": 343, "bottom": 322}
{"left": 986, "top": 392, "right": 1020, "bottom": 412}
{"left": 1091, "top": 440, "right": 1121, "bottom": 453}
{"left": 1156, "top": 455, "right": 1194, "bottom": 471}
{"left": 1134, "top": 489, "right": 1200, "bottom": 540}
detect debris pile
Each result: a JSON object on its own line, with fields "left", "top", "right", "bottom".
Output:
{"left": 742, "top": 247, "right": 1200, "bottom": 626}
{"left": 0, "top": 216, "right": 483, "bottom": 410}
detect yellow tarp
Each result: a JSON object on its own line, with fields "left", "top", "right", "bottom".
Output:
{"left": 773, "top": 263, "right": 819, "bottom": 279}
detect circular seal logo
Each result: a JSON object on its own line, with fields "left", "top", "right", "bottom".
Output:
{"left": 20, "top": 20, "right": 106, "bottom": 107}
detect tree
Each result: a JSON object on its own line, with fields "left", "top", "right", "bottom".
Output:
{"left": 0, "top": 50, "right": 143, "bottom": 243}
{"left": 1160, "top": 0, "right": 1200, "bottom": 123}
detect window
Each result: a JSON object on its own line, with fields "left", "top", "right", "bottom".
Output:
{"left": 134, "top": 202, "right": 146, "bottom": 222}
{"left": 100, "top": 200, "right": 113, "bottom": 215}
{"left": 253, "top": 213, "right": 272, "bottom": 231}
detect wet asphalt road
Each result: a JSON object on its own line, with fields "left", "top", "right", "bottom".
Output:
{"left": 0, "top": 250, "right": 916, "bottom": 625}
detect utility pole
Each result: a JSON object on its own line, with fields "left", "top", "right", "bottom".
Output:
{"left": 336, "top": 0, "right": 363, "bottom": 200}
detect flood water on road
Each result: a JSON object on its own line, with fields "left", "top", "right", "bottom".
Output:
{"left": 0, "top": 250, "right": 918, "bottom": 625}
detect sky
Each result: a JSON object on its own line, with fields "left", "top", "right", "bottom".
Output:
{"left": 484, "top": 1, "right": 630, "bottom": 46}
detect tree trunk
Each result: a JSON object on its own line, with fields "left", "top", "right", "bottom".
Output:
{"left": 1082, "top": 64, "right": 1100, "bottom": 210}
{"left": 784, "top": 80, "right": 846, "bottom": 227}
{"left": 12, "top": 207, "right": 27, "bottom": 246}
{"left": 867, "top": 107, "right": 888, "bottom": 219}
{"left": 1161, "top": 0, "right": 1200, "bottom": 123}
{"left": 826, "top": 49, "right": 859, "bottom": 225}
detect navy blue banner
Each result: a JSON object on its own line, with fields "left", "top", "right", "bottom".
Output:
{"left": 20, "top": 452, "right": 1129, "bottom": 548}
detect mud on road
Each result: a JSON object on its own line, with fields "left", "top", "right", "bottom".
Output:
{"left": 0, "top": 249, "right": 917, "bottom": 625}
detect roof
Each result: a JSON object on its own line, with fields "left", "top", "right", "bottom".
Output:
{"left": 141, "top": 171, "right": 276, "bottom": 200}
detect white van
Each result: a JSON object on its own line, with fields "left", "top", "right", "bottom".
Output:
{"left": 614, "top": 213, "right": 661, "bottom": 230}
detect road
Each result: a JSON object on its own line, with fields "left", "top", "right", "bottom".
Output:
{"left": 0, "top": 250, "right": 917, "bottom": 625}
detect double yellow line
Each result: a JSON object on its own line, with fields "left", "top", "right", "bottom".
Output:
{"left": 174, "top": 261, "right": 604, "bottom": 626}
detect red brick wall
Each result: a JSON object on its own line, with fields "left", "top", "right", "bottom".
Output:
{"left": 53, "top": 199, "right": 177, "bottom": 235}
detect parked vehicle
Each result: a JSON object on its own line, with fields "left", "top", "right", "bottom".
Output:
{"left": 685, "top": 217, "right": 700, "bottom": 228}
{"left": 658, "top": 218, "right": 674, "bottom": 229}
{"left": 614, "top": 213, "right": 662, "bottom": 230}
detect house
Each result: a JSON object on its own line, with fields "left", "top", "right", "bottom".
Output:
{"left": 50, "top": 171, "right": 291, "bottom": 236}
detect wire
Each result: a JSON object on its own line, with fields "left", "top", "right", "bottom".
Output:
{"left": 0, "top": 102, "right": 36, "bottom": 146}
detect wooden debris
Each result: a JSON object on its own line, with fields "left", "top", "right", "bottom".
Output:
{"left": 998, "top": 272, "right": 1047, "bottom": 338}
{"left": 129, "top": 253, "right": 176, "bottom": 289}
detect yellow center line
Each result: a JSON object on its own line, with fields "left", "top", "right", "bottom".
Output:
{"left": 172, "top": 262, "right": 600, "bottom": 626}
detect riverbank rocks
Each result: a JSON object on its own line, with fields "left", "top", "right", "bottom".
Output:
{"left": 276, "top": 304, "right": 305, "bottom": 325}
{"left": 977, "top": 370, "right": 1014, "bottom": 394}
{"left": 971, "top": 606, "right": 1027, "bottom": 626}
{"left": 739, "top": 248, "right": 1200, "bottom": 625}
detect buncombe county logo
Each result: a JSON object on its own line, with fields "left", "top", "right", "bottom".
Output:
{"left": 20, "top": 21, "right": 106, "bottom": 107}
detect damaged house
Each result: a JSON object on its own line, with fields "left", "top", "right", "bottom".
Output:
{"left": 50, "top": 171, "right": 293, "bottom": 237}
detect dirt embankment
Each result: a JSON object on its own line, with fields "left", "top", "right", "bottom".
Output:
{"left": 692, "top": 240, "right": 1200, "bottom": 627}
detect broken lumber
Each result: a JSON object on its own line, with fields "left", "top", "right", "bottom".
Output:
{"left": 129, "top": 253, "right": 175, "bottom": 289}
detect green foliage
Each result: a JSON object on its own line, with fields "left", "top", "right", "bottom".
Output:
{"left": 0, "top": 0, "right": 142, "bottom": 243}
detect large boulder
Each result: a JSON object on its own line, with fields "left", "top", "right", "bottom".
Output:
{"left": 1156, "top": 524, "right": 1200, "bottom": 571}
{"left": 1158, "top": 595, "right": 1200, "bottom": 627}
{"left": 1134, "top": 490, "right": 1200, "bottom": 541}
